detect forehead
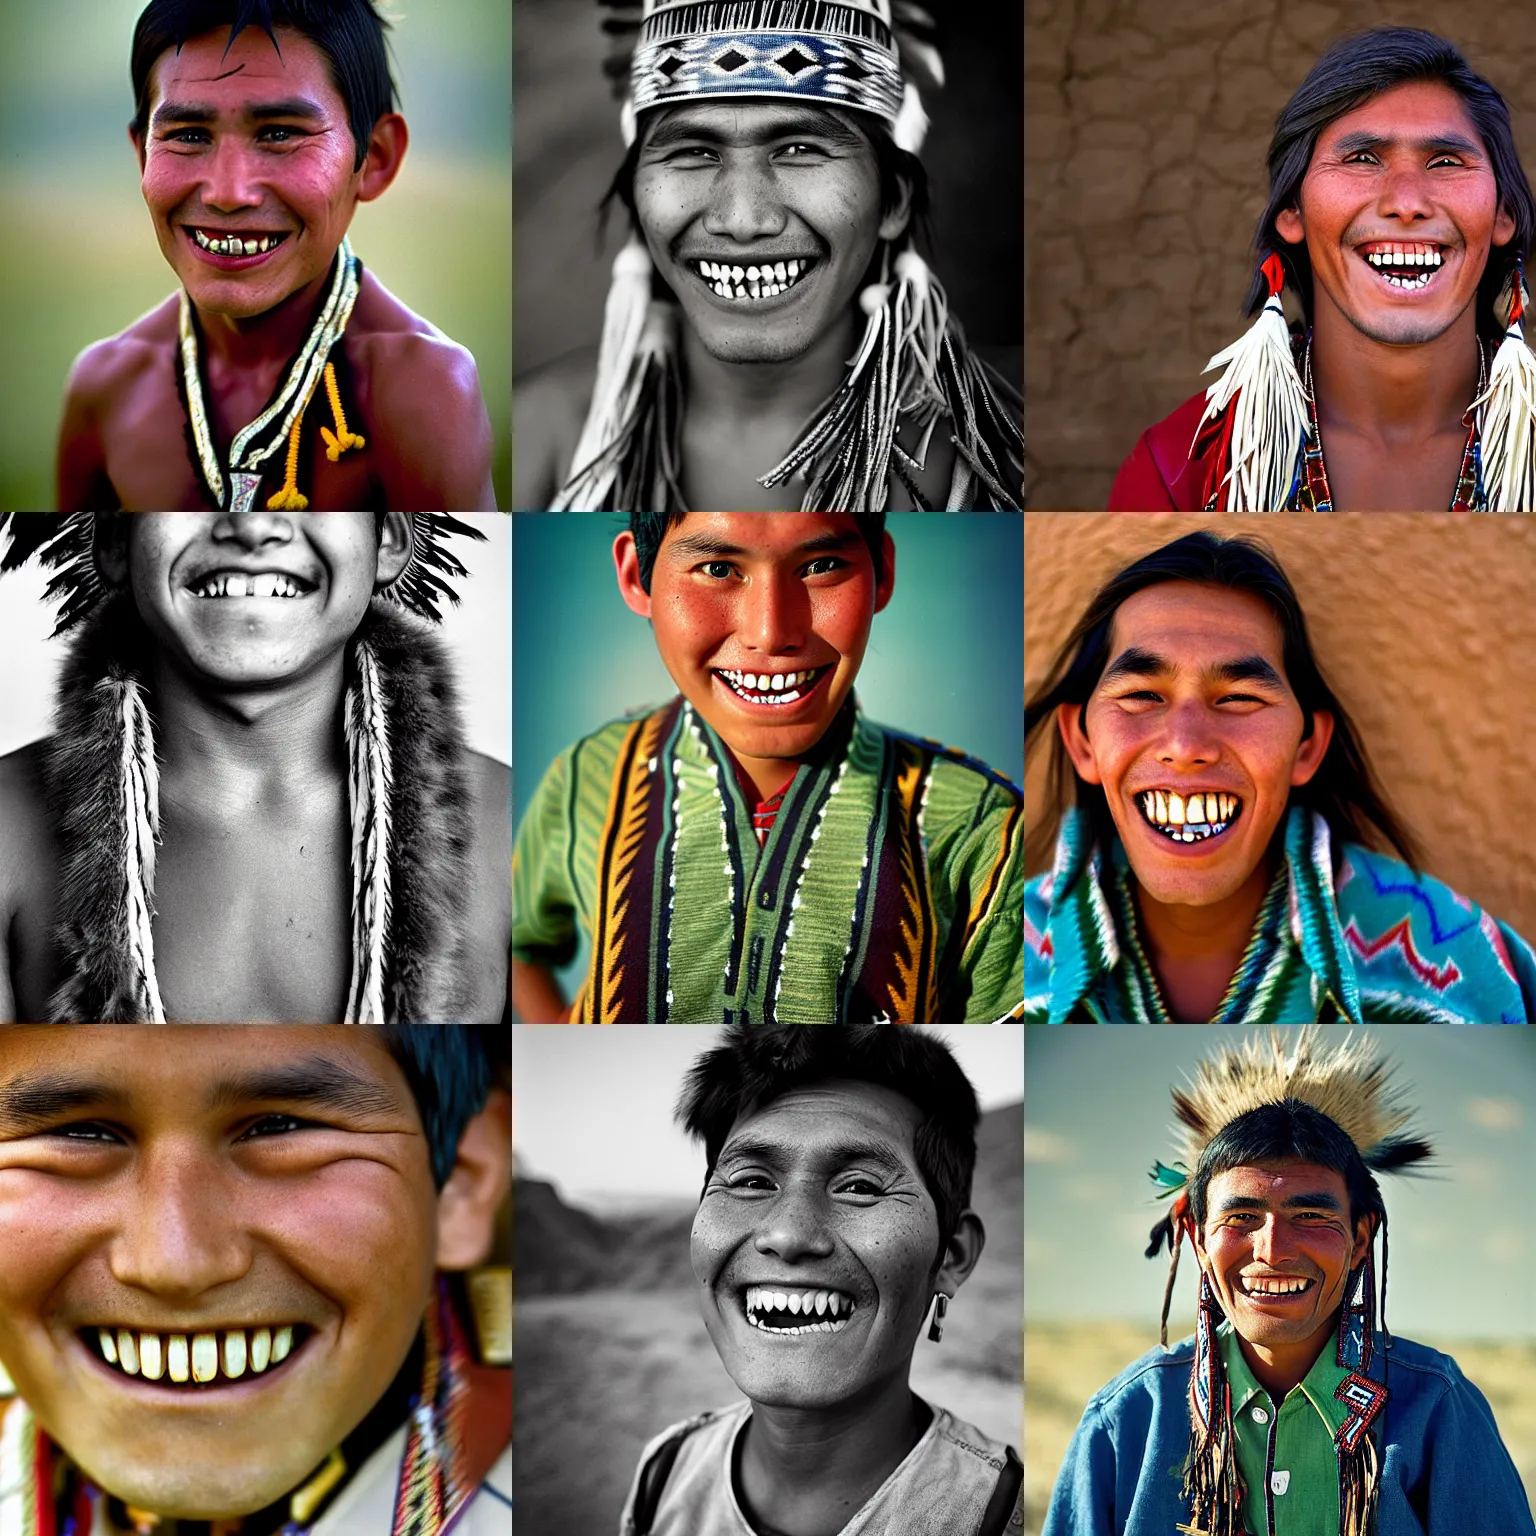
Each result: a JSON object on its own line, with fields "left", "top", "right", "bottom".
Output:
{"left": 720, "top": 1080, "right": 922, "bottom": 1161}
{"left": 1105, "top": 582, "right": 1287, "bottom": 673}
{"left": 644, "top": 100, "right": 871, "bottom": 147}
{"left": 147, "top": 25, "right": 342, "bottom": 111}
{"left": 1315, "top": 78, "right": 1485, "bottom": 149}
{"left": 660, "top": 511, "right": 868, "bottom": 559}
{"left": 1205, "top": 1159, "right": 1349, "bottom": 1207}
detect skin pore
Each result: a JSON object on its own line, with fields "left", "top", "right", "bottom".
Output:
{"left": 1193, "top": 1160, "right": 1372, "bottom": 1400}
{"left": 512, "top": 513, "right": 894, "bottom": 1025}
{"left": 1277, "top": 79, "right": 1517, "bottom": 510}
{"left": 690, "top": 1081, "right": 983, "bottom": 1536}
{"left": 0, "top": 1026, "right": 510, "bottom": 1521}
{"left": 1058, "top": 583, "right": 1332, "bottom": 1022}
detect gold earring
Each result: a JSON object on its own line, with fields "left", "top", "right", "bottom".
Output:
{"left": 467, "top": 1266, "right": 512, "bottom": 1366}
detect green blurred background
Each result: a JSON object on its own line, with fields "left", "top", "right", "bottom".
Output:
{"left": 0, "top": 0, "right": 510, "bottom": 510}
{"left": 512, "top": 511, "right": 1024, "bottom": 1003}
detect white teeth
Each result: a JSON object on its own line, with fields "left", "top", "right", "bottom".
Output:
{"left": 192, "top": 1333, "right": 219, "bottom": 1383}
{"left": 272, "top": 1325, "right": 294, "bottom": 1364}
{"left": 167, "top": 1335, "right": 189, "bottom": 1384}
{"left": 747, "top": 265, "right": 760, "bottom": 281}
{"left": 224, "top": 1331, "right": 247, "bottom": 1378}
{"left": 251, "top": 1327, "right": 272, "bottom": 1373}
{"left": 139, "top": 1332, "right": 164, "bottom": 1381}
{"left": 771, "top": 673, "right": 785, "bottom": 690}
{"left": 100, "top": 1328, "right": 118, "bottom": 1365}
{"left": 1167, "top": 791, "right": 1185, "bottom": 825}
{"left": 814, "top": 1292, "right": 828, "bottom": 1315}
{"left": 117, "top": 1330, "right": 139, "bottom": 1375}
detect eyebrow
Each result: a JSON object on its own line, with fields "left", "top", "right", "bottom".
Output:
{"left": 1330, "top": 130, "right": 1483, "bottom": 159}
{"left": 716, "top": 1135, "right": 911, "bottom": 1178}
{"left": 1099, "top": 647, "right": 1288, "bottom": 691}
{"left": 1214, "top": 1191, "right": 1343, "bottom": 1214}
{"left": 0, "top": 1055, "right": 401, "bottom": 1132}
{"left": 150, "top": 98, "right": 326, "bottom": 130}
{"left": 644, "top": 108, "right": 867, "bottom": 153}
{"left": 666, "top": 530, "right": 864, "bottom": 563}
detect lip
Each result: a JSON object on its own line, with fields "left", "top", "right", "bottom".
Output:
{"left": 1235, "top": 1275, "right": 1318, "bottom": 1305}
{"left": 711, "top": 664, "right": 834, "bottom": 715}
{"left": 182, "top": 225, "right": 291, "bottom": 272}
{"left": 685, "top": 254, "right": 820, "bottom": 310}
{"left": 1353, "top": 241, "right": 1449, "bottom": 295}
{"left": 68, "top": 1325, "right": 317, "bottom": 1405}
{"left": 1131, "top": 787, "right": 1244, "bottom": 854}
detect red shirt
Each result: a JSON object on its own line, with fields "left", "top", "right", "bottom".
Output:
{"left": 1107, "top": 390, "right": 1216, "bottom": 510}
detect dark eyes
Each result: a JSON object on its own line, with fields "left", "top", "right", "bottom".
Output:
{"left": 166, "top": 126, "right": 304, "bottom": 145}
{"left": 663, "top": 141, "right": 828, "bottom": 162}
{"left": 1115, "top": 690, "right": 1264, "bottom": 705}
{"left": 1342, "top": 150, "right": 1463, "bottom": 168}
{"left": 697, "top": 557, "right": 847, "bottom": 580}
{"left": 42, "top": 1114, "right": 317, "bottom": 1144}
{"left": 724, "top": 1174, "right": 883, "bottom": 1195}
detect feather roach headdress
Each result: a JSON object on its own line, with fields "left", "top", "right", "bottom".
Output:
{"left": 1144, "top": 1028, "right": 1434, "bottom": 1536}
{"left": 0, "top": 513, "right": 488, "bottom": 1024}
{"left": 554, "top": 0, "right": 1023, "bottom": 511}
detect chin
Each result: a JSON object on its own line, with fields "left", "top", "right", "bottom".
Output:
{"left": 73, "top": 1455, "right": 298, "bottom": 1523}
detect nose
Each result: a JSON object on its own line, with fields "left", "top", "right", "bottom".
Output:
{"left": 701, "top": 155, "right": 789, "bottom": 245}
{"left": 740, "top": 566, "right": 808, "bottom": 656}
{"left": 199, "top": 140, "right": 266, "bottom": 214}
{"left": 1249, "top": 1215, "right": 1302, "bottom": 1267}
{"left": 752, "top": 1187, "right": 835, "bottom": 1266}
{"left": 1377, "top": 160, "right": 1435, "bottom": 223}
{"left": 212, "top": 513, "right": 297, "bottom": 551}
{"left": 108, "top": 1144, "right": 252, "bottom": 1302}
{"left": 1155, "top": 698, "right": 1223, "bottom": 770}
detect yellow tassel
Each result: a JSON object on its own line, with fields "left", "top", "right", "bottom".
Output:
{"left": 266, "top": 414, "right": 309, "bottom": 509}
{"left": 320, "top": 360, "right": 366, "bottom": 461}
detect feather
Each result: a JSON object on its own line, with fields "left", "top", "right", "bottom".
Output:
{"left": 1470, "top": 272, "right": 1536, "bottom": 512}
{"left": 344, "top": 640, "right": 393, "bottom": 1024}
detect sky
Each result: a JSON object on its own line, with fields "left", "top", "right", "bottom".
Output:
{"left": 513, "top": 1024, "right": 1024, "bottom": 1209}
{"left": 1025, "top": 1026, "right": 1536, "bottom": 1341}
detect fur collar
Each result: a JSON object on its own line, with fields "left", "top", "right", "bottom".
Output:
{"left": 44, "top": 594, "right": 476, "bottom": 1022}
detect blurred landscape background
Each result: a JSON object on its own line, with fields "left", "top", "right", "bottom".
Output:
{"left": 0, "top": 0, "right": 510, "bottom": 510}
{"left": 512, "top": 1025, "right": 1022, "bottom": 1536}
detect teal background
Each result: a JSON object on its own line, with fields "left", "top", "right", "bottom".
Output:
{"left": 0, "top": 0, "right": 511, "bottom": 510}
{"left": 512, "top": 511, "right": 1023, "bottom": 1000}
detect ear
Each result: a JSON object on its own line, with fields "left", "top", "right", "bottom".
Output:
{"left": 1290, "top": 709, "right": 1334, "bottom": 787}
{"left": 1275, "top": 206, "right": 1305, "bottom": 247}
{"left": 130, "top": 123, "right": 147, "bottom": 176}
{"left": 932, "top": 1208, "right": 986, "bottom": 1300}
{"left": 613, "top": 531, "right": 653, "bottom": 619}
{"left": 1056, "top": 700, "right": 1103, "bottom": 786}
{"left": 435, "top": 1087, "right": 511, "bottom": 1271}
{"left": 873, "top": 530, "right": 896, "bottom": 614}
{"left": 355, "top": 113, "right": 409, "bottom": 205}
{"left": 92, "top": 513, "right": 130, "bottom": 589}
{"left": 1494, "top": 202, "right": 1518, "bottom": 249}
{"left": 1351, "top": 1210, "right": 1377, "bottom": 1271}
{"left": 877, "top": 170, "right": 914, "bottom": 244}
{"left": 375, "top": 513, "right": 413, "bottom": 590}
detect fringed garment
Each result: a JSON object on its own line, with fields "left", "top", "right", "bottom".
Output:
{"left": 513, "top": 697, "right": 1023, "bottom": 1021}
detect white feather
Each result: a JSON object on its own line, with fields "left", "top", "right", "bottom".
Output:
{"left": 1471, "top": 319, "right": 1536, "bottom": 512}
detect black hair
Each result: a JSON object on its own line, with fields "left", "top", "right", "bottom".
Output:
{"left": 1022, "top": 530, "right": 1421, "bottom": 874}
{"left": 130, "top": 0, "right": 398, "bottom": 174}
{"left": 675, "top": 1022, "right": 978, "bottom": 1270}
{"left": 1245, "top": 28, "right": 1536, "bottom": 335}
{"left": 629, "top": 511, "right": 888, "bottom": 594}
{"left": 600, "top": 103, "right": 932, "bottom": 259}
{"left": 379, "top": 1025, "right": 500, "bottom": 1189}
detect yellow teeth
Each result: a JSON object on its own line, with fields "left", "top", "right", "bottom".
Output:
{"left": 139, "top": 1332, "right": 164, "bottom": 1381}
{"left": 224, "top": 1330, "right": 247, "bottom": 1378}
{"left": 99, "top": 1328, "right": 118, "bottom": 1365}
{"left": 272, "top": 1325, "right": 293, "bottom": 1364}
{"left": 97, "top": 1324, "right": 299, "bottom": 1384}
{"left": 117, "top": 1330, "right": 139, "bottom": 1375}
{"left": 168, "top": 1335, "right": 190, "bottom": 1383}
{"left": 251, "top": 1327, "right": 272, "bottom": 1373}
{"left": 192, "top": 1333, "right": 219, "bottom": 1383}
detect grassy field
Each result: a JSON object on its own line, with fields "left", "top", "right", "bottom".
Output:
{"left": 1024, "top": 1321, "right": 1536, "bottom": 1536}
{"left": 515, "top": 1285, "right": 1021, "bottom": 1536}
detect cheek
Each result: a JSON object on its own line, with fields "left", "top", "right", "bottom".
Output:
{"left": 635, "top": 172, "right": 691, "bottom": 240}
{"left": 0, "top": 1178, "right": 101, "bottom": 1312}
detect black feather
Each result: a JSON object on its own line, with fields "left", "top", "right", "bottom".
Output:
{"left": 1362, "top": 1135, "right": 1435, "bottom": 1173}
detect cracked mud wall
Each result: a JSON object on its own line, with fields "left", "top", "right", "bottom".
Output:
{"left": 1025, "top": 2, "right": 1536, "bottom": 507}
{"left": 1024, "top": 513, "right": 1536, "bottom": 945}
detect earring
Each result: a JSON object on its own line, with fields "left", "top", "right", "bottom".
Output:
{"left": 928, "top": 1293, "right": 949, "bottom": 1343}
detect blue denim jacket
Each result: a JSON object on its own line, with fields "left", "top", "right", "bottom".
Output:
{"left": 1041, "top": 1333, "right": 1534, "bottom": 1536}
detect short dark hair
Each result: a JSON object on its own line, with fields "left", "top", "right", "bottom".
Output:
{"left": 1245, "top": 28, "right": 1536, "bottom": 334}
{"left": 1189, "top": 1100, "right": 1380, "bottom": 1232}
{"left": 675, "top": 1023, "right": 978, "bottom": 1269}
{"left": 130, "top": 0, "right": 398, "bottom": 174}
{"left": 1022, "top": 530, "right": 1422, "bottom": 874}
{"left": 601, "top": 104, "right": 931, "bottom": 263}
{"left": 379, "top": 1025, "right": 500, "bottom": 1189}
{"left": 629, "top": 512, "right": 888, "bottom": 594}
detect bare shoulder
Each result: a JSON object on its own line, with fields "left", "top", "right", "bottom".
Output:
{"left": 63, "top": 296, "right": 179, "bottom": 405}
{"left": 465, "top": 750, "right": 512, "bottom": 850}
{"left": 512, "top": 347, "right": 596, "bottom": 509}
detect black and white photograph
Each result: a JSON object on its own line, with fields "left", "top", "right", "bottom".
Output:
{"left": 0, "top": 511, "right": 511, "bottom": 1024}
{"left": 512, "top": 1021, "right": 1024, "bottom": 1534}
{"left": 512, "top": 0, "right": 1023, "bottom": 511}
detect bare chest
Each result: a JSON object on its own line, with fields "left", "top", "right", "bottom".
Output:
{"left": 1318, "top": 426, "right": 1470, "bottom": 511}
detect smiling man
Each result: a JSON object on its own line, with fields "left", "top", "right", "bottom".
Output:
{"left": 511, "top": 512, "right": 1023, "bottom": 1023}
{"left": 0, "top": 1025, "right": 511, "bottom": 1535}
{"left": 514, "top": 0, "right": 1022, "bottom": 511}
{"left": 0, "top": 511, "right": 510, "bottom": 1024}
{"left": 57, "top": 0, "right": 496, "bottom": 511}
{"left": 1043, "top": 1029, "right": 1535, "bottom": 1536}
{"left": 1109, "top": 28, "right": 1536, "bottom": 511}
{"left": 617, "top": 1022, "right": 1020, "bottom": 1535}
{"left": 1023, "top": 531, "right": 1536, "bottom": 1022}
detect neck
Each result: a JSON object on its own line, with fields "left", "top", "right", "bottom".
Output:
{"left": 682, "top": 304, "right": 859, "bottom": 435}
{"left": 1310, "top": 296, "right": 1481, "bottom": 443}
{"left": 192, "top": 260, "right": 336, "bottom": 374}
{"left": 1133, "top": 855, "right": 1275, "bottom": 1022}
{"left": 1234, "top": 1312, "right": 1337, "bottom": 1402}
{"left": 728, "top": 745, "right": 799, "bottom": 804}
{"left": 150, "top": 648, "right": 349, "bottom": 817}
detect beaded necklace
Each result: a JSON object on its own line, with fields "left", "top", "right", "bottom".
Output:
{"left": 177, "top": 238, "right": 365, "bottom": 513}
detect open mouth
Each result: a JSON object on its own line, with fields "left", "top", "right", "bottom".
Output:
{"left": 712, "top": 664, "right": 832, "bottom": 707}
{"left": 84, "top": 1324, "right": 311, "bottom": 1388}
{"left": 187, "top": 569, "right": 317, "bottom": 600}
{"left": 1136, "top": 788, "right": 1243, "bottom": 844}
{"left": 741, "top": 1286, "right": 857, "bottom": 1336}
{"left": 688, "top": 256, "right": 817, "bottom": 303}
{"left": 1359, "top": 242, "right": 1444, "bottom": 291}
{"left": 1237, "top": 1275, "right": 1317, "bottom": 1301}
{"left": 184, "top": 227, "right": 291, "bottom": 264}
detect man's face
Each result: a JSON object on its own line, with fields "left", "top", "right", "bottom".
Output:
{"left": 114, "top": 512, "right": 409, "bottom": 690}
{"left": 135, "top": 27, "right": 367, "bottom": 319}
{"left": 1194, "top": 1161, "right": 1371, "bottom": 1352}
{"left": 1277, "top": 79, "right": 1517, "bottom": 346}
{"left": 0, "top": 1027, "right": 439, "bottom": 1519}
{"left": 1060, "top": 582, "right": 1332, "bottom": 910}
{"left": 690, "top": 1081, "right": 944, "bottom": 1410}
{"left": 632, "top": 103, "right": 906, "bottom": 364}
{"left": 619, "top": 513, "right": 895, "bottom": 769}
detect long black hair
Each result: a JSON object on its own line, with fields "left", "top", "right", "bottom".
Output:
{"left": 1244, "top": 27, "right": 1536, "bottom": 335}
{"left": 1023, "top": 530, "right": 1421, "bottom": 874}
